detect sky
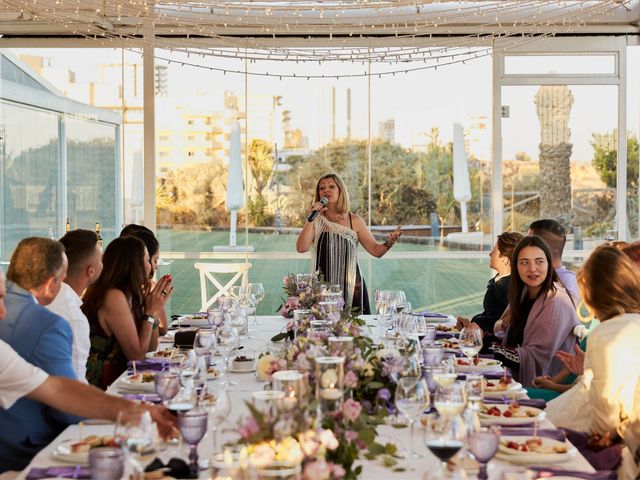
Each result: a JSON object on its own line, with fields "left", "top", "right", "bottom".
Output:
{"left": 9, "top": 46, "right": 640, "bottom": 164}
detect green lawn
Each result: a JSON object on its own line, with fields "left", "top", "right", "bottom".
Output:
{"left": 156, "top": 229, "right": 490, "bottom": 318}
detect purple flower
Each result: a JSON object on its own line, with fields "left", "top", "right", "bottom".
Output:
{"left": 376, "top": 388, "right": 391, "bottom": 401}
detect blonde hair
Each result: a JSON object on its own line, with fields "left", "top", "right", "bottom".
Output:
{"left": 578, "top": 244, "right": 640, "bottom": 321}
{"left": 314, "top": 172, "right": 351, "bottom": 215}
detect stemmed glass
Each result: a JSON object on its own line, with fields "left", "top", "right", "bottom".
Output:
{"left": 194, "top": 328, "right": 216, "bottom": 352}
{"left": 153, "top": 371, "right": 180, "bottom": 406}
{"left": 431, "top": 354, "right": 458, "bottom": 388}
{"left": 216, "top": 324, "right": 240, "bottom": 386}
{"left": 425, "top": 413, "right": 467, "bottom": 479}
{"left": 395, "top": 377, "right": 430, "bottom": 459}
{"left": 391, "top": 290, "right": 407, "bottom": 313}
{"left": 177, "top": 409, "right": 209, "bottom": 477}
{"left": 433, "top": 381, "right": 467, "bottom": 420}
{"left": 467, "top": 425, "right": 501, "bottom": 480}
{"left": 459, "top": 327, "right": 483, "bottom": 361}
{"left": 247, "top": 283, "right": 265, "bottom": 326}
{"left": 114, "top": 411, "right": 155, "bottom": 479}
{"left": 198, "top": 387, "right": 231, "bottom": 453}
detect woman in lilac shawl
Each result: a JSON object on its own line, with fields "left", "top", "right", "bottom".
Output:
{"left": 492, "top": 235, "right": 579, "bottom": 387}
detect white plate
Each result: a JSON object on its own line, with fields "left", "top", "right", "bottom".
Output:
{"left": 479, "top": 404, "right": 546, "bottom": 425}
{"left": 497, "top": 436, "right": 577, "bottom": 465}
{"left": 230, "top": 365, "right": 256, "bottom": 373}
{"left": 51, "top": 439, "right": 90, "bottom": 465}
{"left": 117, "top": 375, "right": 156, "bottom": 392}
{"left": 482, "top": 380, "right": 523, "bottom": 398}
{"left": 456, "top": 357, "right": 503, "bottom": 373}
{"left": 174, "top": 316, "right": 210, "bottom": 327}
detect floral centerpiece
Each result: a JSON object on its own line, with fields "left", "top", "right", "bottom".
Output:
{"left": 278, "top": 272, "right": 328, "bottom": 318}
{"left": 236, "top": 396, "right": 400, "bottom": 480}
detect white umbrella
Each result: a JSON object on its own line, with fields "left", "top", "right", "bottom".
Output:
{"left": 453, "top": 123, "right": 472, "bottom": 233}
{"left": 226, "top": 122, "right": 244, "bottom": 246}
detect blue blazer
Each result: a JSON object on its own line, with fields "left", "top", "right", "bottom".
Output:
{"left": 0, "top": 281, "right": 80, "bottom": 472}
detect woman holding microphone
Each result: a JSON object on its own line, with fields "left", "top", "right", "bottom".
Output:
{"left": 296, "top": 172, "right": 402, "bottom": 314}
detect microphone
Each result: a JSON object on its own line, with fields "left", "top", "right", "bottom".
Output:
{"left": 307, "top": 197, "right": 328, "bottom": 222}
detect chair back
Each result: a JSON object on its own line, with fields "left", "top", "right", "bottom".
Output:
{"left": 193, "top": 262, "right": 252, "bottom": 311}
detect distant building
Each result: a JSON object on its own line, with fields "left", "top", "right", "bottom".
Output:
{"left": 378, "top": 119, "right": 395, "bottom": 144}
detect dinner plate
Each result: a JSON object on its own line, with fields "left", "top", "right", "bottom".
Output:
{"left": 455, "top": 357, "right": 503, "bottom": 373}
{"left": 482, "top": 380, "right": 523, "bottom": 398}
{"left": 497, "top": 436, "right": 577, "bottom": 465}
{"left": 479, "top": 404, "right": 546, "bottom": 425}
{"left": 229, "top": 365, "right": 256, "bottom": 373}
{"left": 51, "top": 439, "right": 90, "bottom": 465}
{"left": 174, "top": 315, "right": 211, "bottom": 327}
{"left": 117, "top": 375, "right": 157, "bottom": 392}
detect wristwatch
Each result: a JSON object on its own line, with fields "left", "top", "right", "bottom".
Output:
{"left": 144, "top": 314, "right": 159, "bottom": 329}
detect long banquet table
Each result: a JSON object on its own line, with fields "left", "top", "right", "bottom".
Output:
{"left": 18, "top": 315, "right": 597, "bottom": 479}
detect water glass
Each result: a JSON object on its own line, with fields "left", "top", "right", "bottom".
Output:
{"left": 459, "top": 327, "right": 483, "bottom": 359}
{"left": 248, "top": 283, "right": 265, "bottom": 325}
{"left": 465, "top": 373, "right": 484, "bottom": 410}
{"left": 89, "top": 447, "right": 125, "bottom": 480}
{"left": 114, "top": 411, "right": 155, "bottom": 477}
{"left": 422, "top": 343, "right": 444, "bottom": 367}
{"left": 468, "top": 426, "right": 501, "bottom": 480}
{"left": 395, "top": 377, "right": 430, "bottom": 458}
{"left": 153, "top": 371, "right": 180, "bottom": 405}
{"left": 207, "top": 308, "right": 225, "bottom": 328}
{"left": 178, "top": 409, "right": 209, "bottom": 477}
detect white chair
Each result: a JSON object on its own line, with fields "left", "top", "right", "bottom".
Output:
{"left": 194, "top": 262, "right": 252, "bottom": 311}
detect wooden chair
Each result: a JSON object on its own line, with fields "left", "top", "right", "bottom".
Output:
{"left": 194, "top": 262, "right": 252, "bottom": 311}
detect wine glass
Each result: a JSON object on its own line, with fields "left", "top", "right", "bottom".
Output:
{"left": 468, "top": 425, "right": 501, "bottom": 480}
{"left": 153, "top": 371, "right": 180, "bottom": 405}
{"left": 177, "top": 409, "right": 209, "bottom": 476}
{"left": 199, "top": 387, "right": 231, "bottom": 453}
{"left": 114, "top": 411, "right": 155, "bottom": 478}
{"left": 431, "top": 354, "right": 458, "bottom": 388}
{"left": 395, "top": 377, "right": 430, "bottom": 459}
{"left": 433, "top": 382, "right": 467, "bottom": 420}
{"left": 425, "top": 413, "right": 467, "bottom": 479}
{"left": 391, "top": 290, "right": 407, "bottom": 313}
{"left": 459, "top": 327, "right": 483, "bottom": 361}
{"left": 247, "top": 283, "right": 265, "bottom": 326}
{"left": 216, "top": 324, "right": 240, "bottom": 386}
{"left": 194, "top": 328, "right": 216, "bottom": 351}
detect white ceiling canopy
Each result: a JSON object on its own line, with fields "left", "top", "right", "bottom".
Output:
{"left": 0, "top": 1, "right": 638, "bottom": 74}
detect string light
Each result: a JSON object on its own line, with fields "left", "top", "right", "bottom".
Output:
{"left": 0, "top": 0, "right": 629, "bottom": 79}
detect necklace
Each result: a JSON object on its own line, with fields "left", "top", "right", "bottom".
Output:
{"left": 325, "top": 212, "right": 344, "bottom": 223}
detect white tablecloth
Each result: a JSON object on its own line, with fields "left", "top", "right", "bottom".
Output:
{"left": 17, "top": 315, "right": 596, "bottom": 479}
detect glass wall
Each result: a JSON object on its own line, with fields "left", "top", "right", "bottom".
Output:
{"left": 0, "top": 102, "right": 59, "bottom": 258}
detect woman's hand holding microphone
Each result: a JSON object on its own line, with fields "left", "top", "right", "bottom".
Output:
{"left": 307, "top": 197, "right": 328, "bottom": 222}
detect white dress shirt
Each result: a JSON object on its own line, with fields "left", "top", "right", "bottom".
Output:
{"left": 0, "top": 339, "right": 48, "bottom": 409}
{"left": 46, "top": 282, "right": 90, "bottom": 382}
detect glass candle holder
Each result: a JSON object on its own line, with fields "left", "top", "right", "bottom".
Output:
{"left": 309, "top": 319, "right": 332, "bottom": 333}
{"left": 211, "top": 448, "right": 251, "bottom": 480}
{"left": 88, "top": 447, "right": 125, "bottom": 480}
{"left": 295, "top": 273, "right": 312, "bottom": 285}
{"left": 327, "top": 336, "right": 354, "bottom": 356}
{"left": 292, "top": 309, "right": 311, "bottom": 338}
{"left": 315, "top": 356, "right": 345, "bottom": 405}
{"left": 422, "top": 342, "right": 444, "bottom": 366}
{"left": 318, "top": 301, "right": 340, "bottom": 323}
{"left": 272, "top": 370, "right": 304, "bottom": 412}
{"left": 251, "top": 390, "right": 285, "bottom": 418}
{"left": 253, "top": 462, "right": 302, "bottom": 480}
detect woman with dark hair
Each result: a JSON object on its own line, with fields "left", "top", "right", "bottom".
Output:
{"left": 82, "top": 236, "right": 173, "bottom": 389}
{"left": 491, "top": 235, "right": 579, "bottom": 387}
{"left": 296, "top": 172, "right": 401, "bottom": 314}
{"left": 457, "top": 231, "right": 523, "bottom": 336}
{"left": 120, "top": 225, "right": 171, "bottom": 334}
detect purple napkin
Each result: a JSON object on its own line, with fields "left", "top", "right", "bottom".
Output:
{"left": 484, "top": 397, "right": 547, "bottom": 409}
{"left": 122, "top": 393, "right": 163, "bottom": 403}
{"left": 415, "top": 310, "right": 448, "bottom": 318}
{"left": 500, "top": 428, "right": 565, "bottom": 442}
{"left": 127, "top": 359, "right": 170, "bottom": 372}
{"left": 527, "top": 466, "right": 617, "bottom": 479}
{"left": 563, "top": 429, "right": 623, "bottom": 471}
{"left": 435, "top": 331, "right": 458, "bottom": 339}
{"left": 27, "top": 466, "right": 91, "bottom": 479}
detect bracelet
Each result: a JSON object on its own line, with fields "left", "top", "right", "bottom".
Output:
{"left": 384, "top": 239, "right": 393, "bottom": 248}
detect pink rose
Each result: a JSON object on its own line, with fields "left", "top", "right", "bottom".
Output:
{"left": 341, "top": 399, "right": 362, "bottom": 422}
{"left": 303, "top": 460, "right": 331, "bottom": 480}
{"left": 238, "top": 416, "right": 260, "bottom": 439}
{"left": 344, "top": 430, "right": 358, "bottom": 442}
{"left": 328, "top": 463, "right": 346, "bottom": 480}
{"left": 344, "top": 370, "right": 358, "bottom": 389}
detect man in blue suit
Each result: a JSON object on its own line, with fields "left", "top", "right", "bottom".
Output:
{"left": 0, "top": 237, "right": 79, "bottom": 472}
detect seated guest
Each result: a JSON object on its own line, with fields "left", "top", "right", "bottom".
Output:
{"left": 456, "top": 231, "right": 523, "bottom": 336}
{"left": 528, "top": 219, "right": 580, "bottom": 303}
{"left": 548, "top": 245, "right": 640, "bottom": 479}
{"left": 120, "top": 224, "right": 172, "bottom": 335}
{"left": 47, "top": 229, "right": 103, "bottom": 381}
{"left": 0, "top": 269, "right": 175, "bottom": 474}
{"left": 492, "top": 235, "right": 579, "bottom": 388}
{"left": 83, "top": 236, "right": 172, "bottom": 390}
{"left": 0, "top": 237, "right": 78, "bottom": 471}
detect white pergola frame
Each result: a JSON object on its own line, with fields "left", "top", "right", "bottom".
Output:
{"left": 492, "top": 35, "right": 630, "bottom": 241}
{"left": 1, "top": 33, "right": 638, "bottom": 245}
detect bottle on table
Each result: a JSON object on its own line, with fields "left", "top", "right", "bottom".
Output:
{"left": 65, "top": 218, "right": 71, "bottom": 233}
{"left": 95, "top": 222, "right": 103, "bottom": 250}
